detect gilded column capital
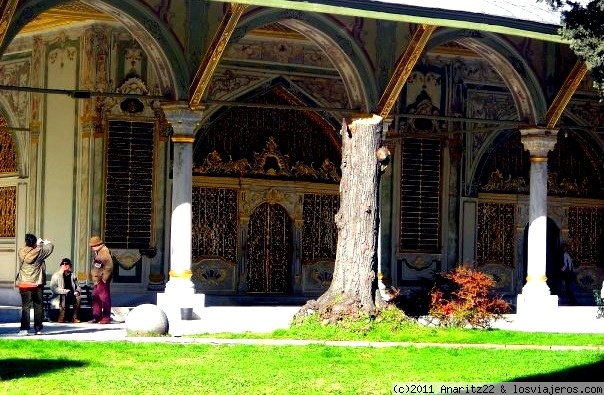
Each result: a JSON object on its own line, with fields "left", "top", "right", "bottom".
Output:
{"left": 162, "top": 102, "right": 203, "bottom": 137}
{"left": 520, "top": 128, "right": 557, "bottom": 159}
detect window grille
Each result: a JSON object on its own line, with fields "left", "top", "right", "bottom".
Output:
{"left": 104, "top": 120, "right": 154, "bottom": 249}
{"left": 0, "top": 186, "right": 15, "bottom": 237}
{"left": 399, "top": 137, "right": 441, "bottom": 252}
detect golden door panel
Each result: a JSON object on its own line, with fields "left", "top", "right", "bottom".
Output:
{"left": 476, "top": 201, "right": 516, "bottom": 293}
{"left": 247, "top": 202, "right": 292, "bottom": 293}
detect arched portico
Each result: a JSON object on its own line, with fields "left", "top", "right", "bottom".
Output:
{"left": 6, "top": 0, "right": 188, "bottom": 99}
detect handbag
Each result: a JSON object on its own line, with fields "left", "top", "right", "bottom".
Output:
{"left": 17, "top": 281, "right": 38, "bottom": 291}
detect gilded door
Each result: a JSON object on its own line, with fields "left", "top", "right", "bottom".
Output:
{"left": 247, "top": 202, "right": 292, "bottom": 293}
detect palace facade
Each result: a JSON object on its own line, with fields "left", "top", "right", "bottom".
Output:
{"left": 0, "top": 1, "right": 602, "bottom": 310}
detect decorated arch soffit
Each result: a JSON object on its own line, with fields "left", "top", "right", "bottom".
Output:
{"left": 7, "top": 0, "right": 188, "bottom": 99}
{"left": 427, "top": 29, "right": 547, "bottom": 191}
{"left": 428, "top": 28, "right": 546, "bottom": 126}
{"left": 229, "top": 8, "right": 377, "bottom": 112}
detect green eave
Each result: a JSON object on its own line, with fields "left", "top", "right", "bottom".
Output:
{"left": 211, "top": 0, "right": 565, "bottom": 43}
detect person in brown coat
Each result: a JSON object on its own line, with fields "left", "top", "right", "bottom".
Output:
{"left": 89, "top": 236, "right": 113, "bottom": 324}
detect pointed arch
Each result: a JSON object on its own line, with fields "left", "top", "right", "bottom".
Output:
{"left": 193, "top": 78, "right": 342, "bottom": 182}
{"left": 426, "top": 29, "right": 548, "bottom": 193}
{"left": 472, "top": 128, "right": 604, "bottom": 199}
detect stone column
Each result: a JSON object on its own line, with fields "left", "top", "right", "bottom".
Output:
{"left": 156, "top": 103, "right": 203, "bottom": 333}
{"left": 516, "top": 128, "right": 558, "bottom": 316}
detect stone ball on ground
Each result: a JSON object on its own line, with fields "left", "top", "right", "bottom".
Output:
{"left": 125, "top": 304, "right": 169, "bottom": 336}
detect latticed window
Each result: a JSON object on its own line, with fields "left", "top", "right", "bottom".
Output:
{"left": 0, "top": 186, "right": 16, "bottom": 237}
{"left": 0, "top": 117, "right": 17, "bottom": 174}
{"left": 104, "top": 120, "right": 154, "bottom": 249}
{"left": 568, "top": 206, "right": 604, "bottom": 268}
{"left": 302, "top": 193, "right": 339, "bottom": 262}
{"left": 191, "top": 187, "right": 238, "bottom": 263}
{"left": 476, "top": 202, "right": 515, "bottom": 266}
{"left": 399, "top": 137, "right": 441, "bottom": 252}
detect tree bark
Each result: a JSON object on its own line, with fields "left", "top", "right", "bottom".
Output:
{"left": 297, "top": 115, "right": 384, "bottom": 323}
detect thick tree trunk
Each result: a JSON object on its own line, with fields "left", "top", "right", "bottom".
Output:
{"left": 297, "top": 115, "right": 384, "bottom": 323}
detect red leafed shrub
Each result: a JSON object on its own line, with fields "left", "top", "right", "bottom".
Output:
{"left": 428, "top": 266, "right": 510, "bottom": 328}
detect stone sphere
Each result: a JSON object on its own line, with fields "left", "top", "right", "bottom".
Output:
{"left": 125, "top": 304, "right": 169, "bottom": 336}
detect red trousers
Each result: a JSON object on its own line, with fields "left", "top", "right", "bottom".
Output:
{"left": 92, "top": 281, "right": 111, "bottom": 320}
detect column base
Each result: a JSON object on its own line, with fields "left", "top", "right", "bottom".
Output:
{"left": 156, "top": 280, "right": 205, "bottom": 336}
{"left": 516, "top": 293, "right": 559, "bottom": 316}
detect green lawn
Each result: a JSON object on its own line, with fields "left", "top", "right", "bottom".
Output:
{"left": 3, "top": 313, "right": 604, "bottom": 394}
{"left": 0, "top": 339, "right": 603, "bottom": 395}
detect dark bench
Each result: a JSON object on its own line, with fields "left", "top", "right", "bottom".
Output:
{"left": 43, "top": 284, "right": 92, "bottom": 322}
{"left": 593, "top": 290, "right": 604, "bottom": 319}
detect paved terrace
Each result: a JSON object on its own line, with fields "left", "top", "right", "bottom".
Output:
{"left": 1, "top": 288, "right": 604, "bottom": 344}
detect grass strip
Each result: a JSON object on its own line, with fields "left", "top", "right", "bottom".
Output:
{"left": 0, "top": 340, "right": 603, "bottom": 395}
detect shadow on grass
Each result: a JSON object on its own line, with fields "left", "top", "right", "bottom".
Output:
{"left": 0, "top": 358, "right": 87, "bottom": 380}
{"left": 515, "top": 358, "right": 604, "bottom": 381}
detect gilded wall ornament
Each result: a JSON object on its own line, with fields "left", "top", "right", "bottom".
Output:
{"left": 112, "top": 249, "right": 142, "bottom": 270}
{"left": 193, "top": 136, "right": 341, "bottom": 182}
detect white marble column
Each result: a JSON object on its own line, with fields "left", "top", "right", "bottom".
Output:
{"left": 156, "top": 103, "right": 203, "bottom": 333}
{"left": 516, "top": 128, "right": 558, "bottom": 316}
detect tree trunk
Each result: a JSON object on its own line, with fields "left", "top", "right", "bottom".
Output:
{"left": 297, "top": 115, "right": 384, "bottom": 323}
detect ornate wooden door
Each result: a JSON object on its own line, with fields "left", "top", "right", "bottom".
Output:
{"left": 247, "top": 202, "right": 292, "bottom": 293}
